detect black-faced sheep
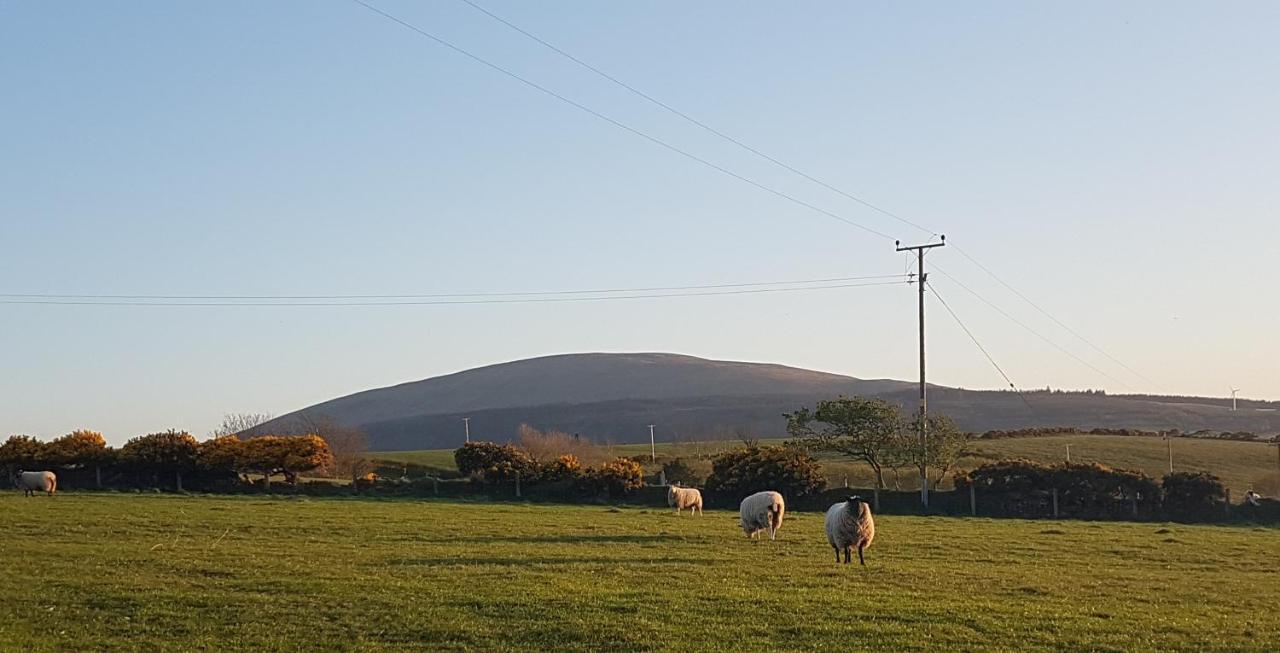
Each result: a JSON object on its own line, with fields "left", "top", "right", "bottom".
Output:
{"left": 15, "top": 470, "right": 57, "bottom": 497}
{"left": 825, "top": 495, "right": 875, "bottom": 565}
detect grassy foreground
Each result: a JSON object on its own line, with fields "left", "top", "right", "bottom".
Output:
{"left": 3, "top": 494, "right": 1277, "bottom": 652}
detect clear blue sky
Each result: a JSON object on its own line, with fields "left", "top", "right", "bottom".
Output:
{"left": 3, "top": 1, "right": 1276, "bottom": 445}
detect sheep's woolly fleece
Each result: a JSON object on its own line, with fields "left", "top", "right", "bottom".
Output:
{"left": 739, "top": 490, "right": 785, "bottom": 539}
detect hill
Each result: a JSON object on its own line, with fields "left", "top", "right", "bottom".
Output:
{"left": 260, "top": 352, "right": 1280, "bottom": 451}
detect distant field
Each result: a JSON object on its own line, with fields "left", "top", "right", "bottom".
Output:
{"left": 3, "top": 494, "right": 1276, "bottom": 651}
{"left": 376, "top": 434, "right": 1280, "bottom": 495}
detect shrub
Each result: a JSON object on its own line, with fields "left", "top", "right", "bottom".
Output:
{"left": 704, "top": 445, "right": 825, "bottom": 500}
{"left": 453, "top": 441, "right": 536, "bottom": 483}
{"left": 1163, "top": 471, "right": 1226, "bottom": 520}
{"left": 584, "top": 458, "right": 645, "bottom": 499}
{"left": 120, "top": 430, "right": 200, "bottom": 490}
{"left": 46, "top": 430, "right": 109, "bottom": 468}
{"left": 662, "top": 457, "right": 707, "bottom": 487}
{"left": 955, "top": 460, "right": 1159, "bottom": 518}
{"left": 198, "top": 435, "right": 245, "bottom": 477}
{"left": 541, "top": 454, "right": 583, "bottom": 482}
{"left": 0, "top": 435, "right": 49, "bottom": 473}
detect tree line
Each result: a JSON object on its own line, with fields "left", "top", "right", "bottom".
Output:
{"left": 0, "top": 413, "right": 368, "bottom": 491}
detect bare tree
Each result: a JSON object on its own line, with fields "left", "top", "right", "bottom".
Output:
{"left": 282, "top": 413, "right": 371, "bottom": 484}
{"left": 516, "top": 424, "right": 605, "bottom": 466}
{"left": 212, "top": 413, "right": 273, "bottom": 438}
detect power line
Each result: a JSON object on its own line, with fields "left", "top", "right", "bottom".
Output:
{"left": 348, "top": 0, "right": 894, "bottom": 241}
{"left": 0, "top": 273, "right": 907, "bottom": 300}
{"left": 927, "top": 281, "right": 1033, "bottom": 411}
{"left": 930, "top": 265, "right": 1132, "bottom": 389}
{"left": 456, "top": 0, "right": 936, "bottom": 239}
{"left": 0, "top": 279, "right": 908, "bottom": 307}
{"left": 449, "top": 0, "right": 1156, "bottom": 390}
{"left": 949, "top": 244, "right": 1159, "bottom": 388}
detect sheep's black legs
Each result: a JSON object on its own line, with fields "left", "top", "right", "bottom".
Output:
{"left": 843, "top": 547, "right": 851, "bottom": 564}
{"left": 857, "top": 545, "right": 866, "bottom": 566}
{"left": 833, "top": 547, "right": 840, "bottom": 563}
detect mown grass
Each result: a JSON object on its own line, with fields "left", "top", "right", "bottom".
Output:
{"left": 378, "top": 433, "right": 1280, "bottom": 494}
{"left": 2, "top": 494, "right": 1277, "bottom": 651}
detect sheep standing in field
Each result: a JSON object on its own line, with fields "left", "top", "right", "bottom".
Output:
{"left": 825, "top": 495, "right": 875, "bottom": 565}
{"left": 14, "top": 470, "right": 57, "bottom": 497}
{"left": 739, "top": 490, "right": 785, "bottom": 540}
{"left": 667, "top": 484, "right": 703, "bottom": 515}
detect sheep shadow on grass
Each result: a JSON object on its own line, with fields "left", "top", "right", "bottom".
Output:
{"left": 386, "top": 556, "right": 700, "bottom": 567}
{"left": 415, "top": 534, "right": 687, "bottom": 545}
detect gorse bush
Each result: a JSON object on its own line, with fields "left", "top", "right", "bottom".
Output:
{"left": 541, "top": 454, "right": 582, "bottom": 482}
{"left": 705, "top": 445, "right": 825, "bottom": 500}
{"left": 583, "top": 458, "right": 645, "bottom": 499}
{"left": 955, "top": 460, "right": 1162, "bottom": 518}
{"left": 1162, "top": 471, "right": 1227, "bottom": 520}
{"left": 662, "top": 457, "right": 708, "bottom": 487}
{"left": 0, "top": 435, "right": 48, "bottom": 474}
{"left": 956, "top": 461, "right": 1232, "bottom": 519}
{"left": 454, "top": 441, "right": 536, "bottom": 482}
{"left": 120, "top": 430, "right": 200, "bottom": 491}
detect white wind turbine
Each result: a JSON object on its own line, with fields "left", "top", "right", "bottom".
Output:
{"left": 1229, "top": 387, "right": 1241, "bottom": 411}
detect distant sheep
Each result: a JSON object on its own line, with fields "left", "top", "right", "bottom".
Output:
{"left": 739, "top": 491, "right": 785, "bottom": 540}
{"left": 15, "top": 470, "right": 57, "bottom": 497}
{"left": 825, "top": 495, "right": 875, "bottom": 565}
{"left": 667, "top": 484, "right": 703, "bottom": 515}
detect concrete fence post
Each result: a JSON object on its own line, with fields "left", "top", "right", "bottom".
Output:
{"left": 433, "top": 477, "right": 439, "bottom": 496}
{"left": 1051, "top": 488, "right": 1059, "bottom": 519}
{"left": 873, "top": 486, "right": 880, "bottom": 512}
{"left": 969, "top": 484, "right": 977, "bottom": 516}
{"left": 515, "top": 472, "right": 522, "bottom": 498}
{"left": 1225, "top": 488, "right": 1231, "bottom": 517}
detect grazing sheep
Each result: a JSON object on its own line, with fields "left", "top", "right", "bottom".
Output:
{"left": 14, "top": 470, "right": 57, "bottom": 497}
{"left": 739, "top": 491, "right": 785, "bottom": 540}
{"left": 667, "top": 484, "right": 703, "bottom": 515}
{"left": 825, "top": 495, "right": 875, "bottom": 565}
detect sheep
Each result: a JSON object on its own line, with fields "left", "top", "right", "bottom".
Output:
{"left": 825, "top": 495, "right": 875, "bottom": 565}
{"left": 667, "top": 484, "right": 703, "bottom": 515}
{"left": 14, "top": 470, "right": 57, "bottom": 497}
{"left": 739, "top": 490, "right": 785, "bottom": 540}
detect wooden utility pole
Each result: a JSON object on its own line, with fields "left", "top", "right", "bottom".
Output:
{"left": 896, "top": 235, "right": 945, "bottom": 507}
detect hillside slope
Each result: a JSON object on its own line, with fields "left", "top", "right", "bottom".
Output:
{"left": 260, "top": 353, "right": 1280, "bottom": 451}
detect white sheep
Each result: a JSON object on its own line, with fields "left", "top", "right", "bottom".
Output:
{"left": 15, "top": 470, "right": 57, "bottom": 497}
{"left": 667, "top": 484, "right": 703, "bottom": 515}
{"left": 825, "top": 495, "right": 875, "bottom": 565}
{"left": 739, "top": 490, "right": 785, "bottom": 540}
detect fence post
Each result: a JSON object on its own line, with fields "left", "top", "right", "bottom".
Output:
{"left": 1132, "top": 494, "right": 1138, "bottom": 518}
{"left": 1051, "top": 488, "right": 1059, "bottom": 518}
{"left": 969, "top": 484, "right": 977, "bottom": 516}
{"left": 873, "top": 486, "right": 880, "bottom": 512}
{"left": 1224, "top": 488, "right": 1231, "bottom": 517}
{"left": 433, "top": 477, "right": 439, "bottom": 496}
{"left": 515, "top": 471, "right": 522, "bottom": 498}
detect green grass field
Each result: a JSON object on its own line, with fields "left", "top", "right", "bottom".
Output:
{"left": 376, "top": 434, "right": 1280, "bottom": 495}
{"left": 4, "top": 494, "right": 1277, "bottom": 651}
